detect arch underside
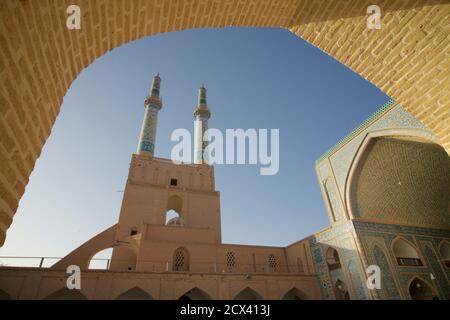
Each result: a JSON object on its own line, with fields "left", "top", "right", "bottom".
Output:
{"left": 0, "top": 0, "right": 448, "bottom": 246}
{"left": 348, "top": 136, "right": 450, "bottom": 228}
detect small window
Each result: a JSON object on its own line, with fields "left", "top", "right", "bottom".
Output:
{"left": 130, "top": 227, "right": 138, "bottom": 236}
{"left": 268, "top": 254, "right": 278, "bottom": 272}
{"left": 170, "top": 179, "right": 178, "bottom": 186}
{"left": 393, "top": 238, "right": 423, "bottom": 266}
{"left": 226, "top": 252, "right": 236, "bottom": 270}
{"left": 173, "top": 247, "right": 189, "bottom": 271}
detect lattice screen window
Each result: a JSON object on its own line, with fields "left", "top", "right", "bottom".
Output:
{"left": 268, "top": 254, "right": 278, "bottom": 272}
{"left": 173, "top": 247, "right": 189, "bottom": 271}
{"left": 226, "top": 252, "right": 236, "bottom": 270}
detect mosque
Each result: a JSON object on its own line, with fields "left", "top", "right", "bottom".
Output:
{"left": 0, "top": 74, "right": 449, "bottom": 300}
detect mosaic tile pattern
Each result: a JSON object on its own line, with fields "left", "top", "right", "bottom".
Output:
{"left": 316, "top": 102, "right": 437, "bottom": 202}
{"left": 372, "top": 245, "right": 401, "bottom": 299}
{"left": 355, "top": 221, "right": 450, "bottom": 300}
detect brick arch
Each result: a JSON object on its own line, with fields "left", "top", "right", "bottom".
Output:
{"left": 0, "top": 0, "right": 448, "bottom": 246}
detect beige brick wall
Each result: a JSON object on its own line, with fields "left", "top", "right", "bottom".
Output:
{"left": 0, "top": 0, "right": 448, "bottom": 246}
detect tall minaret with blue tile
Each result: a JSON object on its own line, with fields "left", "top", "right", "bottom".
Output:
{"left": 193, "top": 85, "right": 211, "bottom": 164}
{"left": 137, "top": 73, "right": 162, "bottom": 156}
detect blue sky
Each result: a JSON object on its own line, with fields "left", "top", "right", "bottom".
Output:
{"left": 0, "top": 28, "right": 389, "bottom": 262}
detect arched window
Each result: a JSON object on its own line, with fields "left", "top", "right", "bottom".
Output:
{"left": 409, "top": 277, "right": 438, "bottom": 300}
{"left": 166, "top": 195, "right": 183, "bottom": 226}
{"left": 439, "top": 241, "right": 450, "bottom": 268}
{"left": 173, "top": 247, "right": 189, "bottom": 271}
{"left": 226, "top": 252, "right": 236, "bottom": 271}
{"left": 130, "top": 227, "right": 138, "bottom": 236}
{"left": 392, "top": 238, "right": 423, "bottom": 266}
{"left": 165, "top": 209, "right": 182, "bottom": 226}
{"left": 326, "top": 247, "right": 341, "bottom": 270}
{"left": 268, "top": 254, "right": 278, "bottom": 272}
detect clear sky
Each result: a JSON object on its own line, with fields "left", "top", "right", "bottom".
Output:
{"left": 0, "top": 27, "right": 389, "bottom": 263}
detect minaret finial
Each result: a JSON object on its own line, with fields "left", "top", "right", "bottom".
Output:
{"left": 137, "top": 74, "right": 163, "bottom": 157}
{"left": 150, "top": 73, "right": 161, "bottom": 98}
{"left": 193, "top": 84, "right": 211, "bottom": 165}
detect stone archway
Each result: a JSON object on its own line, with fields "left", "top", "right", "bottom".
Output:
{"left": 408, "top": 277, "right": 439, "bottom": 300}
{"left": 115, "top": 286, "right": 153, "bottom": 300}
{"left": 234, "top": 287, "right": 264, "bottom": 300}
{"left": 178, "top": 287, "right": 212, "bottom": 300}
{"left": 0, "top": 0, "right": 448, "bottom": 246}
{"left": 43, "top": 288, "right": 88, "bottom": 300}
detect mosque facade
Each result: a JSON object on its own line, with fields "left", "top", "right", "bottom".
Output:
{"left": 0, "top": 76, "right": 448, "bottom": 300}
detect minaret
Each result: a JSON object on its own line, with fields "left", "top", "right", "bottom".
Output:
{"left": 137, "top": 73, "right": 162, "bottom": 157}
{"left": 193, "top": 85, "right": 211, "bottom": 164}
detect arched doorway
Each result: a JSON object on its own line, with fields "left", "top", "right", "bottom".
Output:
{"left": 44, "top": 288, "right": 87, "bottom": 300}
{"left": 234, "top": 287, "right": 263, "bottom": 300}
{"left": 409, "top": 277, "right": 438, "bottom": 300}
{"left": 178, "top": 287, "right": 211, "bottom": 300}
{"left": 115, "top": 287, "right": 153, "bottom": 300}
{"left": 281, "top": 288, "right": 307, "bottom": 300}
{"left": 333, "top": 280, "right": 350, "bottom": 300}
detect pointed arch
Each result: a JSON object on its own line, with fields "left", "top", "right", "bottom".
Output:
{"left": 178, "top": 287, "right": 211, "bottom": 300}
{"left": 165, "top": 209, "right": 183, "bottom": 226}
{"left": 0, "top": 289, "right": 12, "bottom": 300}
{"left": 325, "top": 247, "right": 341, "bottom": 270}
{"left": 167, "top": 195, "right": 183, "bottom": 213}
{"left": 44, "top": 288, "right": 88, "bottom": 300}
{"left": 234, "top": 287, "right": 264, "bottom": 300}
{"left": 344, "top": 129, "right": 443, "bottom": 221}
{"left": 391, "top": 237, "right": 423, "bottom": 266}
{"left": 281, "top": 287, "right": 308, "bottom": 300}
{"left": 115, "top": 287, "right": 153, "bottom": 300}
{"left": 166, "top": 195, "right": 183, "bottom": 225}
{"left": 408, "top": 276, "right": 439, "bottom": 300}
